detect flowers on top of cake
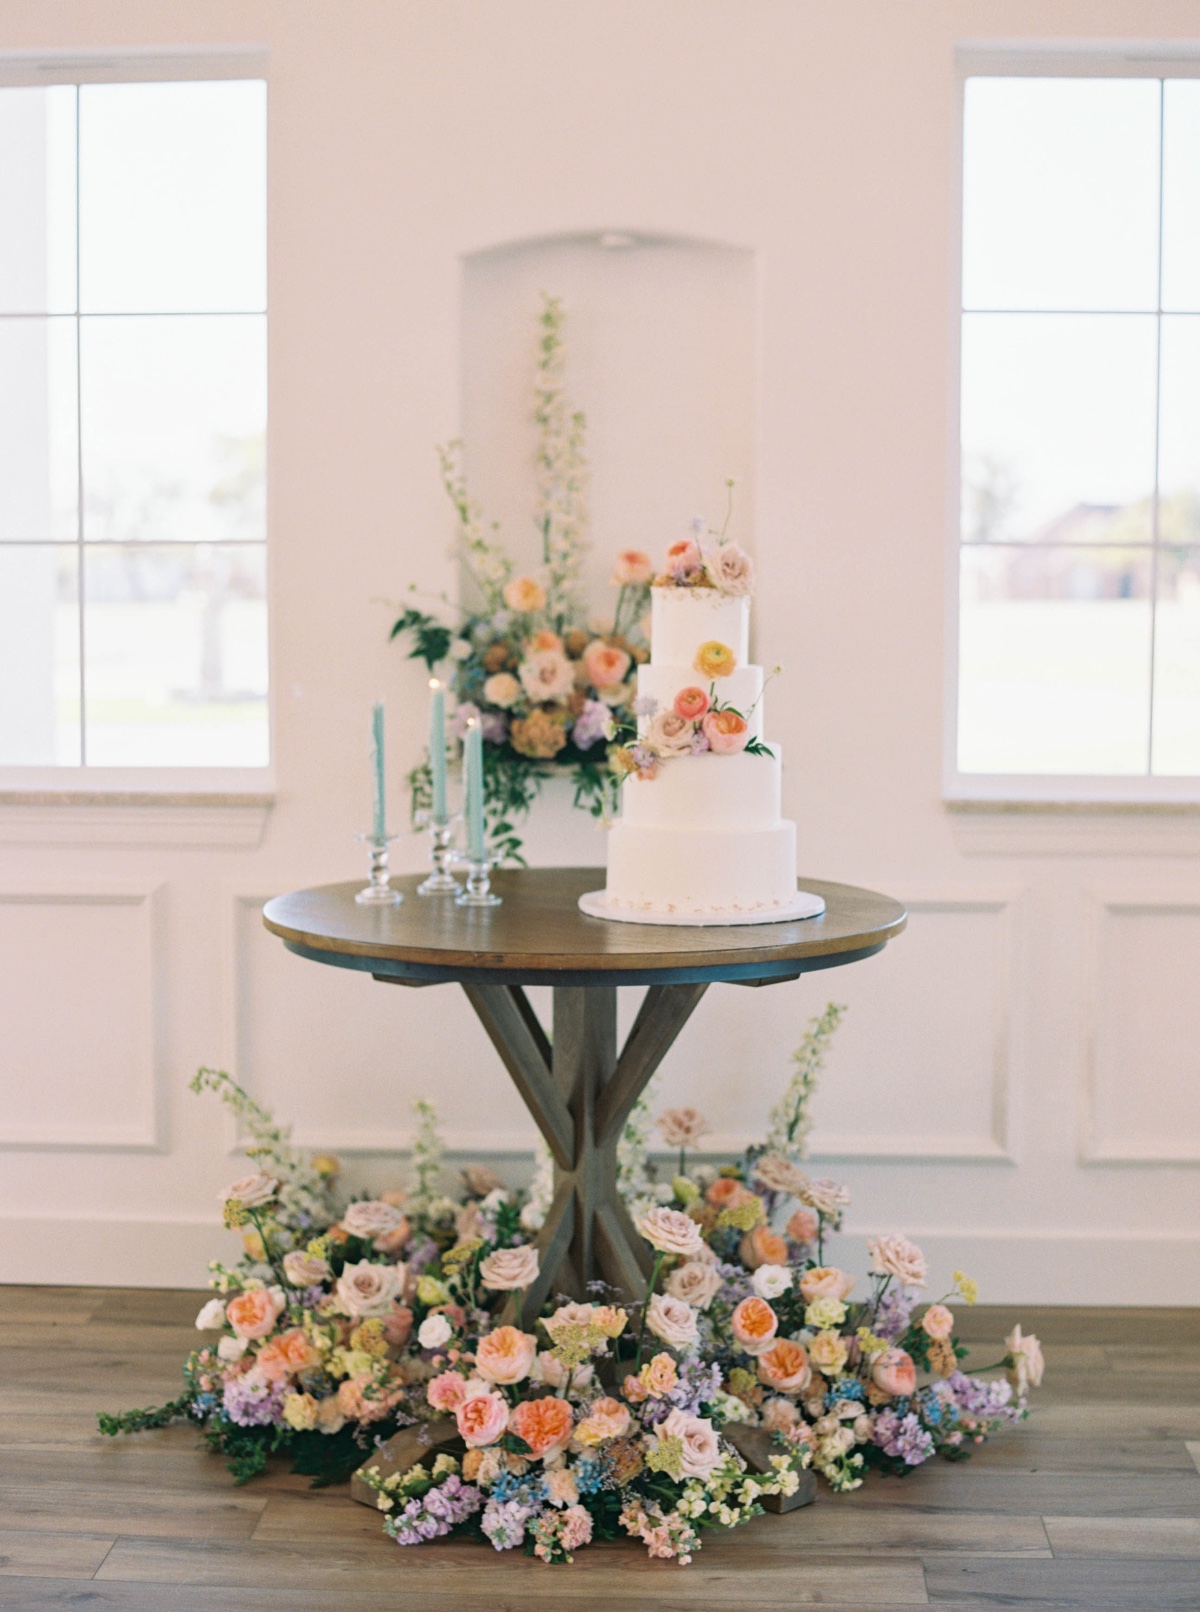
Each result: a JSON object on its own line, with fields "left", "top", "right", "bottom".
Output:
{"left": 654, "top": 514, "right": 755, "bottom": 598}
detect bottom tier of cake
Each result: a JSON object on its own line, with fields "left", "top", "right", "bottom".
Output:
{"left": 603, "top": 819, "right": 798, "bottom": 916}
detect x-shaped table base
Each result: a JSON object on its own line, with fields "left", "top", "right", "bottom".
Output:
{"left": 462, "top": 981, "right": 710, "bottom": 1327}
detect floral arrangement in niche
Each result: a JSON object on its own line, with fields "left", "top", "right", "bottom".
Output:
{"left": 98, "top": 1009, "right": 1041, "bottom": 1565}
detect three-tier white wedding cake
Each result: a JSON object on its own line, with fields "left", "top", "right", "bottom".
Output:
{"left": 580, "top": 533, "right": 824, "bottom": 926}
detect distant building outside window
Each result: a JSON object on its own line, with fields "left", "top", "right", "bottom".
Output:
{"left": 957, "top": 73, "right": 1200, "bottom": 784}
{"left": 0, "top": 74, "right": 268, "bottom": 768}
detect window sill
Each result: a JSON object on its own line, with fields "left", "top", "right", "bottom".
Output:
{"left": 945, "top": 797, "right": 1200, "bottom": 857}
{"left": 0, "top": 791, "right": 274, "bottom": 848}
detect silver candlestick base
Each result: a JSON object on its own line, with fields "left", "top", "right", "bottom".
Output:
{"left": 355, "top": 833, "right": 403, "bottom": 905}
{"left": 416, "top": 815, "right": 461, "bottom": 895}
{"left": 455, "top": 856, "right": 502, "bottom": 907}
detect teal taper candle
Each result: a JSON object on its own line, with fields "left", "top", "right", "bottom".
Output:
{"left": 464, "top": 718, "right": 485, "bottom": 862}
{"left": 429, "top": 679, "right": 448, "bottom": 821}
{"left": 371, "top": 701, "right": 387, "bottom": 841}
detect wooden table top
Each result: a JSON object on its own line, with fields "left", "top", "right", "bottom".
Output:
{"left": 262, "top": 868, "right": 906, "bottom": 986}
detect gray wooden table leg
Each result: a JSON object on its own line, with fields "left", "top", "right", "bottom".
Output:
{"left": 460, "top": 980, "right": 710, "bottom": 1325}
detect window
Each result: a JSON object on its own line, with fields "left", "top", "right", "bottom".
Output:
{"left": 0, "top": 69, "right": 268, "bottom": 772}
{"left": 954, "top": 68, "right": 1200, "bottom": 794}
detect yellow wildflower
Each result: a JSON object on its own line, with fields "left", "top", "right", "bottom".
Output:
{"left": 953, "top": 1270, "right": 978, "bottom": 1306}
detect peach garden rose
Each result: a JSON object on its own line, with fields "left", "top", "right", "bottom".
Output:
{"left": 611, "top": 549, "right": 653, "bottom": 586}
{"left": 509, "top": 1395, "right": 574, "bottom": 1459}
{"left": 474, "top": 1325, "right": 537, "bottom": 1385}
{"left": 871, "top": 1348, "right": 918, "bottom": 1398}
{"left": 739, "top": 1225, "right": 788, "bottom": 1270}
{"left": 456, "top": 1390, "right": 509, "bottom": 1447}
{"left": 757, "top": 1338, "right": 812, "bottom": 1394}
{"left": 582, "top": 639, "right": 632, "bottom": 689}
{"left": 922, "top": 1303, "right": 955, "bottom": 1340}
{"left": 225, "top": 1286, "right": 285, "bottom": 1341}
{"left": 799, "top": 1266, "right": 856, "bottom": 1304}
{"left": 701, "top": 707, "right": 750, "bottom": 754}
{"left": 503, "top": 575, "right": 546, "bottom": 613}
{"left": 731, "top": 1295, "right": 779, "bottom": 1356}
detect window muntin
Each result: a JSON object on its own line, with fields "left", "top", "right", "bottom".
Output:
{"left": 0, "top": 77, "right": 268, "bottom": 769}
{"left": 957, "top": 75, "right": 1200, "bottom": 782}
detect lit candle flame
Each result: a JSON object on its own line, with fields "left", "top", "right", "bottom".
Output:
{"left": 429, "top": 677, "right": 441, "bottom": 691}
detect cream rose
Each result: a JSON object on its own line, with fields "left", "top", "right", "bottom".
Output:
{"left": 798, "top": 1178, "right": 852, "bottom": 1218}
{"left": 666, "top": 1260, "right": 722, "bottom": 1311}
{"left": 417, "top": 1313, "right": 453, "bottom": 1350}
{"left": 705, "top": 543, "right": 754, "bottom": 596}
{"left": 645, "top": 1292, "right": 699, "bottom": 1350}
{"left": 805, "top": 1295, "right": 848, "bottom": 1331}
{"left": 636, "top": 1206, "right": 704, "bottom": 1258}
{"left": 808, "top": 1328, "right": 850, "bottom": 1377}
{"left": 282, "top": 1250, "right": 331, "bottom": 1287}
{"left": 1005, "top": 1324, "right": 1045, "bottom": 1392}
{"left": 799, "top": 1266, "right": 855, "bottom": 1304}
{"left": 519, "top": 648, "right": 575, "bottom": 703}
{"left": 868, "top": 1234, "right": 929, "bottom": 1288}
{"left": 753, "top": 1153, "right": 809, "bottom": 1197}
{"left": 341, "top": 1200, "right": 407, "bottom": 1241}
{"left": 646, "top": 710, "right": 696, "bottom": 759}
{"left": 482, "top": 671, "right": 522, "bottom": 709}
{"left": 656, "top": 1106, "right": 712, "bottom": 1149}
{"left": 195, "top": 1298, "right": 226, "bottom": 1330}
{"left": 659, "top": 1408, "right": 721, "bottom": 1477}
{"left": 219, "top": 1171, "right": 278, "bottom": 1210}
{"left": 478, "top": 1245, "right": 540, "bottom": 1292}
{"left": 751, "top": 1263, "right": 793, "bottom": 1300}
{"left": 334, "top": 1260, "right": 404, "bottom": 1319}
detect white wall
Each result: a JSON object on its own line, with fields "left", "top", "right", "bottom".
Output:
{"left": 1, "top": 0, "right": 1198, "bottom": 1304}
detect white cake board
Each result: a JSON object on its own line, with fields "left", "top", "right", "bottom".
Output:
{"left": 577, "top": 889, "right": 826, "bottom": 927}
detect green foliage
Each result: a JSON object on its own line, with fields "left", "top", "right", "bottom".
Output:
{"left": 287, "top": 1423, "right": 379, "bottom": 1487}
{"left": 201, "top": 1420, "right": 275, "bottom": 1485}
{"left": 97, "top": 1395, "right": 193, "bottom": 1437}
{"left": 389, "top": 605, "right": 453, "bottom": 671}
{"left": 483, "top": 746, "right": 542, "bottom": 865}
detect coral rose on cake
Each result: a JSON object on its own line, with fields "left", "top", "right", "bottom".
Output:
{"left": 658, "top": 1408, "right": 722, "bottom": 1477}
{"left": 474, "top": 1325, "right": 537, "bottom": 1385}
{"left": 799, "top": 1266, "right": 856, "bottom": 1304}
{"left": 335, "top": 1260, "right": 405, "bottom": 1319}
{"left": 582, "top": 639, "right": 632, "bottom": 690}
{"left": 694, "top": 640, "right": 737, "bottom": 678}
{"left": 509, "top": 1395, "right": 574, "bottom": 1459}
{"left": 673, "top": 685, "right": 710, "bottom": 722}
{"left": 225, "top": 1286, "right": 285, "bottom": 1340}
{"left": 656, "top": 1106, "right": 711, "bottom": 1149}
{"left": 646, "top": 1292, "right": 699, "bottom": 1350}
{"left": 739, "top": 1225, "right": 789, "bottom": 1270}
{"left": 646, "top": 709, "right": 696, "bottom": 759}
{"left": 868, "top": 1234, "right": 929, "bottom": 1288}
{"left": 519, "top": 648, "right": 575, "bottom": 703}
{"left": 456, "top": 1389, "right": 509, "bottom": 1447}
{"left": 757, "top": 1338, "right": 812, "bottom": 1394}
{"left": 701, "top": 707, "right": 750, "bottom": 754}
{"left": 731, "top": 1295, "right": 779, "bottom": 1356}
{"left": 636, "top": 1205, "right": 704, "bottom": 1258}
{"left": 611, "top": 549, "right": 653, "bottom": 586}
{"left": 666, "top": 1260, "right": 722, "bottom": 1311}
{"left": 663, "top": 538, "right": 703, "bottom": 581}
{"left": 705, "top": 543, "right": 754, "bottom": 596}
{"left": 503, "top": 575, "right": 546, "bottom": 613}
{"left": 871, "top": 1348, "right": 917, "bottom": 1399}
{"left": 478, "top": 1245, "right": 539, "bottom": 1291}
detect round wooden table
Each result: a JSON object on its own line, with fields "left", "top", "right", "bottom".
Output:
{"left": 263, "top": 867, "right": 905, "bottom": 1323}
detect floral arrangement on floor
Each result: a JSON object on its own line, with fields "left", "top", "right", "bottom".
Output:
{"left": 392, "top": 293, "right": 657, "bottom": 859}
{"left": 99, "top": 1008, "right": 1042, "bottom": 1566}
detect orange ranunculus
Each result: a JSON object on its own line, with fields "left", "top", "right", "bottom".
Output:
{"left": 731, "top": 1295, "right": 779, "bottom": 1356}
{"left": 673, "top": 685, "right": 710, "bottom": 722}
{"left": 693, "top": 640, "right": 737, "bottom": 678}
{"left": 474, "top": 1325, "right": 537, "bottom": 1385}
{"left": 757, "top": 1338, "right": 812, "bottom": 1394}
{"left": 225, "top": 1287, "right": 283, "bottom": 1340}
{"left": 509, "top": 1395, "right": 574, "bottom": 1459}
{"left": 255, "top": 1328, "right": 320, "bottom": 1381}
{"left": 739, "top": 1226, "right": 789, "bottom": 1270}
{"left": 706, "top": 1177, "right": 756, "bottom": 1210}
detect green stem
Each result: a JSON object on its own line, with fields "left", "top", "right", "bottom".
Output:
{"left": 633, "top": 1251, "right": 666, "bottom": 1371}
{"left": 246, "top": 1207, "right": 292, "bottom": 1296}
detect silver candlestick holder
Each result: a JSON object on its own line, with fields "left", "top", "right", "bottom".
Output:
{"left": 454, "top": 854, "right": 502, "bottom": 907}
{"left": 414, "top": 812, "right": 462, "bottom": 895}
{"left": 355, "top": 832, "right": 403, "bottom": 905}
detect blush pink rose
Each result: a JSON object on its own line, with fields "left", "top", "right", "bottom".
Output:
{"left": 872, "top": 1348, "right": 918, "bottom": 1399}
{"left": 922, "top": 1304, "right": 955, "bottom": 1341}
{"left": 786, "top": 1207, "right": 820, "bottom": 1245}
{"left": 701, "top": 708, "right": 750, "bottom": 755}
{"left": 582, "top": 639, "right": 632, "bottom": 690}
{"left": 455, "top": 1390, "right": 509, "bottom": 1447}
{"left": 427, "top": 1370, "right": 471, "bottom": 1412}
{"left": 611, "top": 550, "right": 653, "bottom": 586}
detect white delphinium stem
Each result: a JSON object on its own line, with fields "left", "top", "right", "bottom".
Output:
{"left": 408, "top": 1096, "right": 445, "bottom": 1215}
{"left": 764, "top": 1002, "right": 846, "bottom": 1160}
{"left": 437, "top": 440, "right": 511, "bottom": 611}
{"left": 533, "top": 293, "right": 589, "bottom": 624}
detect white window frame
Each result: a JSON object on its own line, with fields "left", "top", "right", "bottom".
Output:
{"left": 946, "top": 40, "right": 1200, "bottom": 806}
{"left": 0, "top": 46, "right": 272, "bottom": 798}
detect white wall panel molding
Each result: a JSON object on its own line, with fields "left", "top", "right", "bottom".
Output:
{"left": 0, "top": 795, "right": 273, "bottom": 848}
{"left": 0, "top": 882, "right": 166, "bottom": 1150}
{"left": 804, "top": 892, "right": 1025, "bottom": 1165}
{"left": 948, "top": 803, "right": 1200, "bottom": 858}
{"left": 1082, "top": 889, "right": 1200, "bottom": 1166}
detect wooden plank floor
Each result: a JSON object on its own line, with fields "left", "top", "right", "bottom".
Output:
{"left": 0, "top": 1289, "right": 1197, "bottom": 1610}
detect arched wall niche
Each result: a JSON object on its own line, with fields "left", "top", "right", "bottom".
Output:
{"left": 461, "top": 230, "right": 757, "bottom": 611}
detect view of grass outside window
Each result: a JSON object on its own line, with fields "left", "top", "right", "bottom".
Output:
{"left": 0, "top": 77, "right": 268, "bottom": 767}
{"left": 959, "top": 75, "right": 1200, "bottom": 778}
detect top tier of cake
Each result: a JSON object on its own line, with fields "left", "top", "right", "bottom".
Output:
{"left": 650, "top": 587, "right": 750, "bottom": 667}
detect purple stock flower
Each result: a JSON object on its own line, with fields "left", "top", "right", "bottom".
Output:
{"left": 874, "top": 1284, "right": 920, "bottom": 1342}
{"left": 872, "top": 1409, "right": 934, "bottom": 1466}
{"left": 386, "top": 1475, "right": 482, "bottom": 1547}
{"left": 222, "top": 1371, "right": 286, "bottom": 1428}
{"left": 481, "top": 1495, "right": 541, "bottom": 1551}
{"left": 571, "top": 699, "right": 613, "bottom": 751}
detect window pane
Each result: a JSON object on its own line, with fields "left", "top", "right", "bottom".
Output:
{"left": 959, "top": 546, "right": 1152, "bottom": 774}
{"left": 79, "top": 80, "right": 266, "bottom": 314}
{"left": 0, "top": 318, "right": 78, "bottom": 541}
{"left": 0, "top": 86, "right": 76, "bottom": 314}
{"left": 81, "top": 314, "right": 265, "bottom": 542}
{"left": 962, "top": 78, "right": 1160, "bottom": 312}
{"left": 0, "top": 545, "right": 79, "bottom": 764}
{"left": 961, "top": 314, "right": 1157, "bottom": 545}
{"left": 1153, "top": 549, "right": 1200, "bottom": 775}
{"left": 82, "top": 543, "right": 267, "bottom": 766}
{"left": 1157, "top": 316, "right": 1200, "bottom": 536}
{"left": 1162, "top": 81, "right": 1200, "bottom": 312}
